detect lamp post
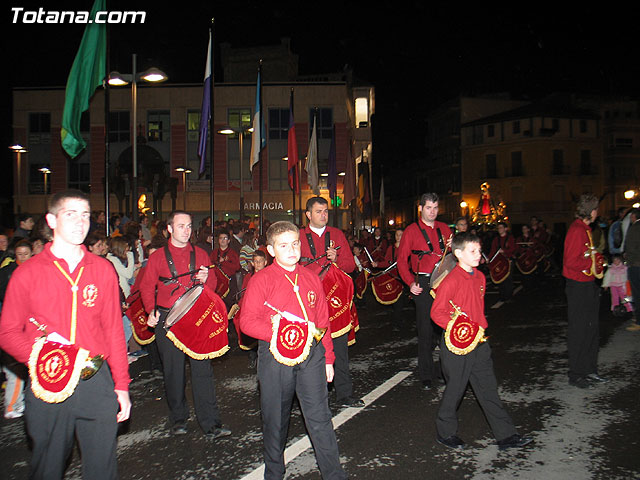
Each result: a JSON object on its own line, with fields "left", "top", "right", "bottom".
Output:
{"left": 175, "top": 166, "right": 192, "bottom": 210}
{"left": 109, "top": 54, "right": 167, "bottom": 218}
{"left": 217, "top": 125, "right": 252, "bottom": 222}
{"left": 9, "top": 145, "right": 28, "bottom": 214}
{"left": 39, "top": 167, "right": 51, "bottom": 210}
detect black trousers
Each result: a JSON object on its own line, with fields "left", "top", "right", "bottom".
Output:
{"left": 331, "top": 332, "right": 353, "bottom": 401}
{"left": 257, "top": 341, "right": 347, "bottom": 480}
{"left": 413, "top": 275, "right": 437, "bottom": 382}
{"left": 436, "top": 340, "right": 517, "bottom": 441}
{"left": 155, "top": 311, "right": 222, "bottom": 432}
{"left": 25, "top": 366, "right": 119, "bottom": 480}
{"left": 565, "top": 279, "right": 600, "bottom": 382}
{"left": 497, "top": 267, "right": 514, "bottom": 301}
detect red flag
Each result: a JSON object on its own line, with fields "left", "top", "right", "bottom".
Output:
{"left": 287, "top": 90, "right": 299, "bottom": 193}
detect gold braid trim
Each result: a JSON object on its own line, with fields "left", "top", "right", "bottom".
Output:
{"left": 28, "top": 337, "right": 89, "bottom": 404}
{"left": 131, "top": 329, "right": 155, "bottom": 345}
{"left": 165, "top": 331, "right": 229, "bottom": 360}
{"left": 372, "top": 284, "right": 402, "bottom": 305}
{"left": 490, "top": 261, "right": 511, "bottom": 285}
{"left": 444, "top": 307, "right": 487, "bottom": 356}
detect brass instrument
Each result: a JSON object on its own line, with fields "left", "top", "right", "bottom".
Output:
{"left": 582, "top": 230, "right": 606, "bottom": 279}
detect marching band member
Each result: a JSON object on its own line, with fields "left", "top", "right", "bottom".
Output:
{"left": 563, "top": 194, "right": 607, "bottom": 388}
{"left": 397, "top": 193, "right": 452, "bottom": 390}
{"left": 299, "top": 197, "right": 363, "bottom": 408}
{"left": 142, "top": 211, "right": 231, "bottom": 439}
{"left": 431, "top": 232, "right": 532, "bottom": 451}
{"left": 0, "top": 190, "right": 131, "bottom": 479}
{"left": 488, "top": 222, "right": 516, "bottom": 301}
{"left": 365, "top": 226, "right": 387, "bottom": 264}
{"left": 210, "top": 229, "right": 241, "bottom": 310}
{"left": 383, "top": 229, "right": 407, "bottom": 331}
{"left": 237, "top": 221, "right": 348, "bottom": 480}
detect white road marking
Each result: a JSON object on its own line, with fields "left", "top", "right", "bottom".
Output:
{"left": 491, "top": 300, "right": 504, "bottom": 309}
{"left": 239, "top": 370, "right": 413, "bottom": 480}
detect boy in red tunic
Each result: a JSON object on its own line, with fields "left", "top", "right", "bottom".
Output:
{"left": 237, "top": 221, "right": 347, "bottom": 480}
{"left": 431, "top": 232, "right": 532, "bottom": 451}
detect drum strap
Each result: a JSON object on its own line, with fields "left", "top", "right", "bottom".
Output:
{"left": 164, "top": 245, "right": 196, "bottom": 294}
{"left": 306, "top": 230, "right": 331, "bottom": 260}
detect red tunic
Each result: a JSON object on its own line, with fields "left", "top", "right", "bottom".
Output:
{"left": 0, "top": 244, "right": 130, "bottom": 391}
{"left": 563, "top": 219, "right": 594, "bottom": 282}
{"left": 515, "top": 234, "right": 533, "bottom": 255}
{"left": 236, "top": 261, "right": 335, "bottom": 364}
{"left": 532, "top": 226, "right": 549, "bottom": 245}
{"left": 431, "top": 264, "right": 488, "bottom": 330}
{"left": 397, "top": 219, "right": 452, "bottom": 286}
{"left": 489, "top": 234, "right": 516, "bottom": 259}
{"left": 140, "top": 242, "right": 217, "bottom": 311}
{"left": 381, "top": 243, "right": 400, "bottom": 268}
{"left": 365, "top": 237, "right": 388, "bottom": 262}
{"left": 300, "top": 226, "right": 355, "bottom": 275}
{"left": 210, "top": 247, "right": 241, "bottom": 278}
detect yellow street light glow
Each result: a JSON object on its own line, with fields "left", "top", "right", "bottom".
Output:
{"left": 624, "top": 190, "right": 636, "bottom": 200}
{"left": 460, "top": 201, "right": 468, "bottom": 208}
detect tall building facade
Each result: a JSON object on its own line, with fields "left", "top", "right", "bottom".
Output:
{"left": 10, "top": 40, "right": 374, "bottom": 229}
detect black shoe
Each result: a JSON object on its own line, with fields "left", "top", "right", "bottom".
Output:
{"left": 569, "top": 377, "right": 591, "bottom": 389}
{"left": 205, "top": 426, "right": 232, "bottom": 440}
{"left": 497, "top": 434, "right": 533, "bottom": 450}
{"left": 339, "top": 397, "right": 365, "bottom": 408}
{"left": 421, "top": 380, "right": 432, "bottom": 391}
{"left": 171, "top": 422, "right": 187, "bottom": 435}
{"left": 586, "top": 373, "right": 608, "bottom": 383}
{"left": 436, "top": 435, "right": 465, "bottom": 450}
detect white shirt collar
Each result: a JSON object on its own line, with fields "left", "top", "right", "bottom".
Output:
{"left": 309, "top": 225, "right": 326, "bottom": 237}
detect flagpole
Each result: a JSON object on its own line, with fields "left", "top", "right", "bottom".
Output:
{"left": 290, "top": 88, "right": 295, "bottom": 224}
{"left": 298, "top": 153, "right": 302, "bottom": 226}
{"left": 209, "top": 20, "right": 215, "bottom": 238}
{"left": 258, "top": 60, "right": 264, "bottom": 234}
{"left": 104, "top": 20, "right": 110, "bottom": 228}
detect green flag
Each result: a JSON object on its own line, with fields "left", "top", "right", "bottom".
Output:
{"left": 61, "top": 0, "right": 106, "bottom": 158}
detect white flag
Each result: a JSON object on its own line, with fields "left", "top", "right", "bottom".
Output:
{"left": 305, "top": 116, "right": 320, "bottom": 195}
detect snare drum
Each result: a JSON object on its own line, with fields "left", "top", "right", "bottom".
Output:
{"left": 164, "top": 284, "right": 230, "bottom": 359}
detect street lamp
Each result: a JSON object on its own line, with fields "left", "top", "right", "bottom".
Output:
{"left": 217, "top": 125, "right": 253, "bottom": 221}
{"left": 9, "top": 145, "right": 28, "bottom": 214}
{"left": 175, "top": 166, "right": 192, "bottom": 210}
{"left": 39, "top": 167, "right": 51, "bottom": 210}
{"left": 108, "top": 53, "right": 168, "bottom": 218}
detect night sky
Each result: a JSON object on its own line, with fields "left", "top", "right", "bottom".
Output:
{"left": 3, "top": 2, "right": 639, "bottom": 221}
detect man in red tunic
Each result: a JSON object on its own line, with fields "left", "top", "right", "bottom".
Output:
{"left": 397, "top": 193, "right": 452, "bottom": 390}
{"left": 563, "top": 194, "right": 607, "bottom": 388}
{"left": 237, "top": 221, "right": 347, "bottom": 480}
{"left": 142, "top": 211, "right": 230, "bottom": 438}
{"left": 0, "top": 190, "right": 131, "bottom": 479}
{"left": 299, "top": 196, "right": 362, "bottom": 408}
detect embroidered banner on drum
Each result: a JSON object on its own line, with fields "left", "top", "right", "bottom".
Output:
{"left": 28, "top": 337, "right": 89, "bottom": 403}
{"left": 269, "top": 313, "right": 314, "bottom": 366}
{"left": 165, "top": 284, "right": 230, "bottom": 360}
{"left": 322, "top": 264, "right": 355, "bottom": 338}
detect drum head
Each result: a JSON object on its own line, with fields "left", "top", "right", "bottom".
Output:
{"left": 431, "top": 254, "right": 457, "bottom": 290}
{"left": 165, "top": 285, "right": 203, "bottom": 328}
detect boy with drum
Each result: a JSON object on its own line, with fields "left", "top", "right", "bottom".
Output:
{"left": 237, "top": 221, "right": 347, "bottom": 480}
{"left": 430, "top": 232, "right": 532, "bottom": 451}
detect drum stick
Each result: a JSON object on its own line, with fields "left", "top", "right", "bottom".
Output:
{"left": 159, "top": 264, "right": 217, "bottom": 284}
{"left": 364, "top": 246, "right": 374, "bottom": 264}
{"left": 301, "top": 246, "right": 341, "bottom": 266}
{"left": 489, "top": 249, "right": 501, "bottom": 263}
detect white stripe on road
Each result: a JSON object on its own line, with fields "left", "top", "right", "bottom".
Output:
{"left": 240, "top": 370, "right": 413, "bottom": 480}
{"left": 491, "top": 301, "right": 504, "bottom": 309}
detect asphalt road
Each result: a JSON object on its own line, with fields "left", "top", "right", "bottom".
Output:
{"left": 2, "top": 269, "right": 640, "bottom": 479}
